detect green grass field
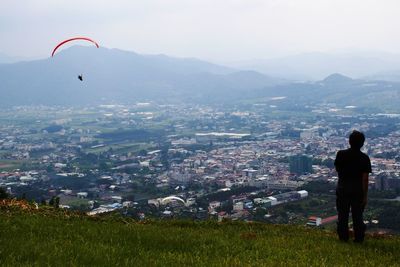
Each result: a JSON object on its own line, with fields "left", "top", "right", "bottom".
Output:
{"left": 0, "top": 206, "right": 399, "bottom": 267}
{"left": 0, "top": 160, "right": 25, "bottom": 171}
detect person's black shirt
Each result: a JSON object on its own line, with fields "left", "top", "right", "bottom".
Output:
{"left": 334, "top": 148, "right": 372, "bottom": 197}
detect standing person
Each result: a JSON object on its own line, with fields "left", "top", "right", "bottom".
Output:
{"left": 334, "top": 130, "right": 371, "bottom": 243}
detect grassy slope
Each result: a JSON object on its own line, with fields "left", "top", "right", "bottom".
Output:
{"left": 0, "top": 209, "right": 399, "bottom": 267}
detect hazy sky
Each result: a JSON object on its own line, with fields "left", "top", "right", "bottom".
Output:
{"left": 1, "top": 0, "right": 400, "bottom": 62}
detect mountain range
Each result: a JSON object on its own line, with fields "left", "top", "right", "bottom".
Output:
{"left": 0, "top": 46, "right": 282, "bottom": 106}
{"left": 1, "top": 46, "right": 400, "bottom": 111}
{"left": 229, "top": 51, "right": 400, "bottom": 81}
{"left": 0, "top": 52, "right": 26, "bottom": 64}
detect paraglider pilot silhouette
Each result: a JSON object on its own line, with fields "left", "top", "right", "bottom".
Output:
{"left": 334, "top": 130, "right": 371, "bottom": 243}
{"left": 78, "top": 74, "right": 83, "bottom": 81}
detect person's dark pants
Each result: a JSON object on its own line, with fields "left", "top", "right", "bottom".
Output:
{"left": 336, "top": 191, "right": 366, "bottom": 242}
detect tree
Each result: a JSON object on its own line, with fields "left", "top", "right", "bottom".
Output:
{"left": 48, "top": 196, "right": 60, "bottom": 208}
{"left": 0, "top": 187, "right": 8, "bottom": 199}
{"left": 49, "top": 197, "right": 55, "bottom": 206}
{"left": 99, "top": 161, "right": 109, "bottom": 171}
{"left": 138, "top": 149, "right": 148, "bottom": 156}
{"left": 54, "top": 197, "right": 60, "bottom": 208}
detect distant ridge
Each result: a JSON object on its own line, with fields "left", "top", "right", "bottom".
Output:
{"left": 2, "top": 46, "right": 400, "bottom": 111}
{"left": 0, "top": 52, "right": 27, "bottom": 64}
{"left": 322, "top": 73, "right": 353, "bottom": 83}
{"left": 0, "top": 46, "right": 283, "bottom": 106}
{"left": 229, "top": 51, "right": 400, "bottom": 80}
{"left": 364, "top": 70, "right": 400, "bottom": 82}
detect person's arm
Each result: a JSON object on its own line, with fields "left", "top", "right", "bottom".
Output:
{"left": 334, "top": 151, "right": 342, "bottom": 172}
{"left": 362, "top": 172, "right": 369, "bottom": 208}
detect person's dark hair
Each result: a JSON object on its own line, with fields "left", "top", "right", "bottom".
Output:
{"left": 349, "top": 130, "right": 365, "bottom": 149}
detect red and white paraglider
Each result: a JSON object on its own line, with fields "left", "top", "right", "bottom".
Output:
{"left": 51, "top": 37, "right": 99, "bottom": 81}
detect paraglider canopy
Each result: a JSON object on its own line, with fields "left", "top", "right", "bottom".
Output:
{"left": 51, "top": 37, "right": 99, "bottom": 57}
{"left": 161, "top": 196, "right": 186, "bottom": 206}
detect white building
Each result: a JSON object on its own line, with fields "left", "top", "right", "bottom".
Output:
{"left": 209, "top": 201, "right": 221, "bottom": 212}
{"left": 77, "top": 192, "right": 88, "bottom": 198}
{"left": 297, "top": 190, "right": 308, "bottom": 198}
{"left": 233, "top": 201, "right": 244, "bottom": 211}
{"left": 267, "top": 196, "right": 278, "bottom": 206}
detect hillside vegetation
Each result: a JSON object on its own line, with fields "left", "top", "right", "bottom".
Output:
{"left": 0, "top": 200, "right": 399, "bottom": 267}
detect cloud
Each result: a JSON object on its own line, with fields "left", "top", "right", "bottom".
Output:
{"left": 1, "top": 0, "right": 400, "bottom": 60}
